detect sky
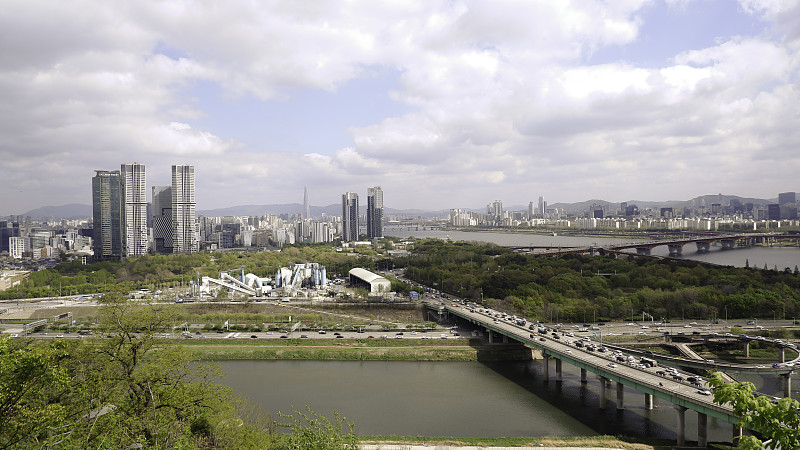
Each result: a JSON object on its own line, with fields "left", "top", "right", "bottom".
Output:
{"left": 2, "top": 0, "right": 800, "bottom": 215}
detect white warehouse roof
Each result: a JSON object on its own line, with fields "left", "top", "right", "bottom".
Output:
{"left": 348, "top": 268, "right": 392, "bottom": 294}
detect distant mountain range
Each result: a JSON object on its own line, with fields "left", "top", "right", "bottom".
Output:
{"left": 6, "top": 203, "right": 94, "bottom": 221}
{"left": 5, "top": 194, "right": 780, "bottom": 221}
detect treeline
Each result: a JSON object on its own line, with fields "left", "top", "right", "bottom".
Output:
{"left": 396, "top": 239, "right": 800, "bottom": 322}
{"left": 0, "top": 244, "right": 377, "bottom": 300}
{"left": 0, "top": 291, "right": 357, "bottom": 449}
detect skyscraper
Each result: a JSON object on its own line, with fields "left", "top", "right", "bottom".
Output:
{"left": 172, "top": 164, "right": 197, "bottom": 253}
{"left": 152, "top": 185, "right": 172, "bottom": 253}
{"left": 304, "top": 185, "right": 310, "bottom": 219}
{"left": 92, "top": 169, "right": 123, "bottom": 259}
{"left": 367, "top": 186, "right": 384, "bottom": 239}
{"left": 538, "top": 196, "right": 547, "bottom": 218}
{"left": 778, "top": 192, "right": 796, "bottom": 205}
{"left": 121, "top": 163, "right": 148, "bottom": 256}
{"left": 341, "top": 192, "right": 359, "bottom": 242}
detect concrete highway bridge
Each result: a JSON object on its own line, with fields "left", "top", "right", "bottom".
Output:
{"left": 508, "top": 233, "right": 800, "bottom": 257}
{"left": 428, "top": 302, "right": 797, "bottom": 447}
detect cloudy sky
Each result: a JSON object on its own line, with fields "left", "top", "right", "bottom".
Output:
{"left": 2, "top": 0, "right": 799, "bottom": 215}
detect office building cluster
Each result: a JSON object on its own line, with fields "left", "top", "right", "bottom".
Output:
{"left": 341, "top": 186, "right": 384, "bottom": 242}
{"left": 92, "top": 163, "right": 197, "bottom": 260}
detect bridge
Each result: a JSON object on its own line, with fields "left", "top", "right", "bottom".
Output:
{"left": 508, "top": 232, "right": 800, "bottom": 257}
{"left": 428, "top": 302, "right": 797, "bottom": 447}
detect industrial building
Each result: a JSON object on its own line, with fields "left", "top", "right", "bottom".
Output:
{"left": 275, "top": 262, "right": 328, "bottom": 291}
{"left": 348, "top": 268, "right": 391, "bottom": 294}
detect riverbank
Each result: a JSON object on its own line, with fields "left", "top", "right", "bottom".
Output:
{"left": 359, "top": 435, "right": 734, "bottom": 449}
{"left": 181, "top": 338, "right": 532, "bottom": 361}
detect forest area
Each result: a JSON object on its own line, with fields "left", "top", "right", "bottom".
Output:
{"left": 397, "top": 239, "right": 800, "bottom": 323}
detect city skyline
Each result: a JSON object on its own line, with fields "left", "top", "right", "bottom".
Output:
{"left": 2, "top": 1, "right": 800, "bottom": 214}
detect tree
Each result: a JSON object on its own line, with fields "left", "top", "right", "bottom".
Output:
{"left": 0, "top": 336, "right": 71, "bottom": 449}
{"left": 708, "top": 373, "right": 800, "bottom": 449}
{"left": 276, "top": 406, "right": 357, "bottom": 449}
{"left": 1, "top": 289, "right": 273, "bottom": 449}
{"left": 58, "top": 290, "right": 257, "bottom": 448}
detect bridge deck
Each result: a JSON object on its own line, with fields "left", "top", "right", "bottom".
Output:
{"left": 435, "top": 303, "right": 741, "bottom": 424}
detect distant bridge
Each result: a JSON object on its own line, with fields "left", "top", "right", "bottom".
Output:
{"left": 507, "top": 233, "right": 800, "bottom": 257}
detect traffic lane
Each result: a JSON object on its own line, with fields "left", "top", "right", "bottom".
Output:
{"left": 194, "top": 330, "right": 467, "bottom": 341}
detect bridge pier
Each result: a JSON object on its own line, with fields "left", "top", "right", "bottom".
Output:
{"left": 543, "top": 355, "right": 550, "bottom": 382}
{"left": 698, "top": 412, "right": 708, "bottom": 448}
{"left": 487, "top": 328, "right": 493, "bottom": 343}
{"left": 599, "top": 377, "right": 607, "bottom": 409}
{"left": 721, "top": 240, "right": 735, "bottom": 249}
{"left": 555, "top": 358, "right": 562, "bottom": 381}
{"left": 616, "top": 382, "right": 624, "bottom": 410}
{"left": 580, "top": 368, "right": 587, "bottom": 383}
{"left": 644, "top": 393, "right": 653, "bottom": 410}
{"left": 675, "top": 405, "right": 687, "bottom": 446}
{"left": 667, "top": 244, "right": 683, "bottom": 256}
{"left": 695, "top": 242, "right": 710, "bottom": 252}
{"left": 744, "top": 341, "right": 750, "bottom": 358}
{"left": 783, "top": 373, "right": 792, "bottom": 398}
{"left": 780, "top": 347, "right": 786, "bottom": 363}
{"left": 502, "top": 334, "right": 509, "bottom": 344}
{"left": 635, "top": 247, "right": 651, "bottom": 255}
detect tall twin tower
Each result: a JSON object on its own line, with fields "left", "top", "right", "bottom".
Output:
{"left": 341, "top": 186, "right": 383, "bottom": 242}
{"left": 92, "top": 163, "right": 196, "bottom": 260}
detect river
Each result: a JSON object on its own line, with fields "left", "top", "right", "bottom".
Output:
{"left": 385, "top": 229, "right": 800, "bottom": 270}
{"left": 218, "top": 359, "right": 740, "bottom": 442}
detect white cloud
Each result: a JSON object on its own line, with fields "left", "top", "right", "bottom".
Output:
{"left": 1, "top": 0, "right": 799, "bottom": 214}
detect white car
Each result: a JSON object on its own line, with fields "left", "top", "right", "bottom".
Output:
{"left": 697, "top": 389, "right": 711, "bottom": 396}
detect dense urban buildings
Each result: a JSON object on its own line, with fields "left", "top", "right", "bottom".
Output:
{"left": 121, "top": 163, "right": 148, "bottom": 256}
{"left": 341, "top": 192, "right": 359, "bottom": 242}
{"left": 367, "top": 186, "right": 384, "bottom": 239}
{"left": 5, "top": 179, "right": 800, "bottom": 262}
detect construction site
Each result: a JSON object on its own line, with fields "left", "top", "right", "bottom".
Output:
{"left": 198, "top": 262, "right": 329, "bottom": 299}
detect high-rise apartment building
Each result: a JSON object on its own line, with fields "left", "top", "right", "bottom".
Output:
{"left": 341, "top": 192, "right": 359, "bottom": 242}
{"left": 304, "top": 185, "right": 310, "bottom": 219}
{"left": 172, "top": 164, "right": 197, "bottom": 253}
{"left": 92, "top": 170, "right": 123, "bottom": 259}
{"left": 538, "top": 196, "right": 547, "bottom": 218}
{"left": 9, "top": 236, "right": 25, "bottom": 259}
{"left": 366, "top": 186, "right": 384, "bottom": 239}
{"left": 152, "top": 185, "right": 173, "bottom": 253}
{"left": 121, "top": 163, "right": 148, "bottom": 256}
